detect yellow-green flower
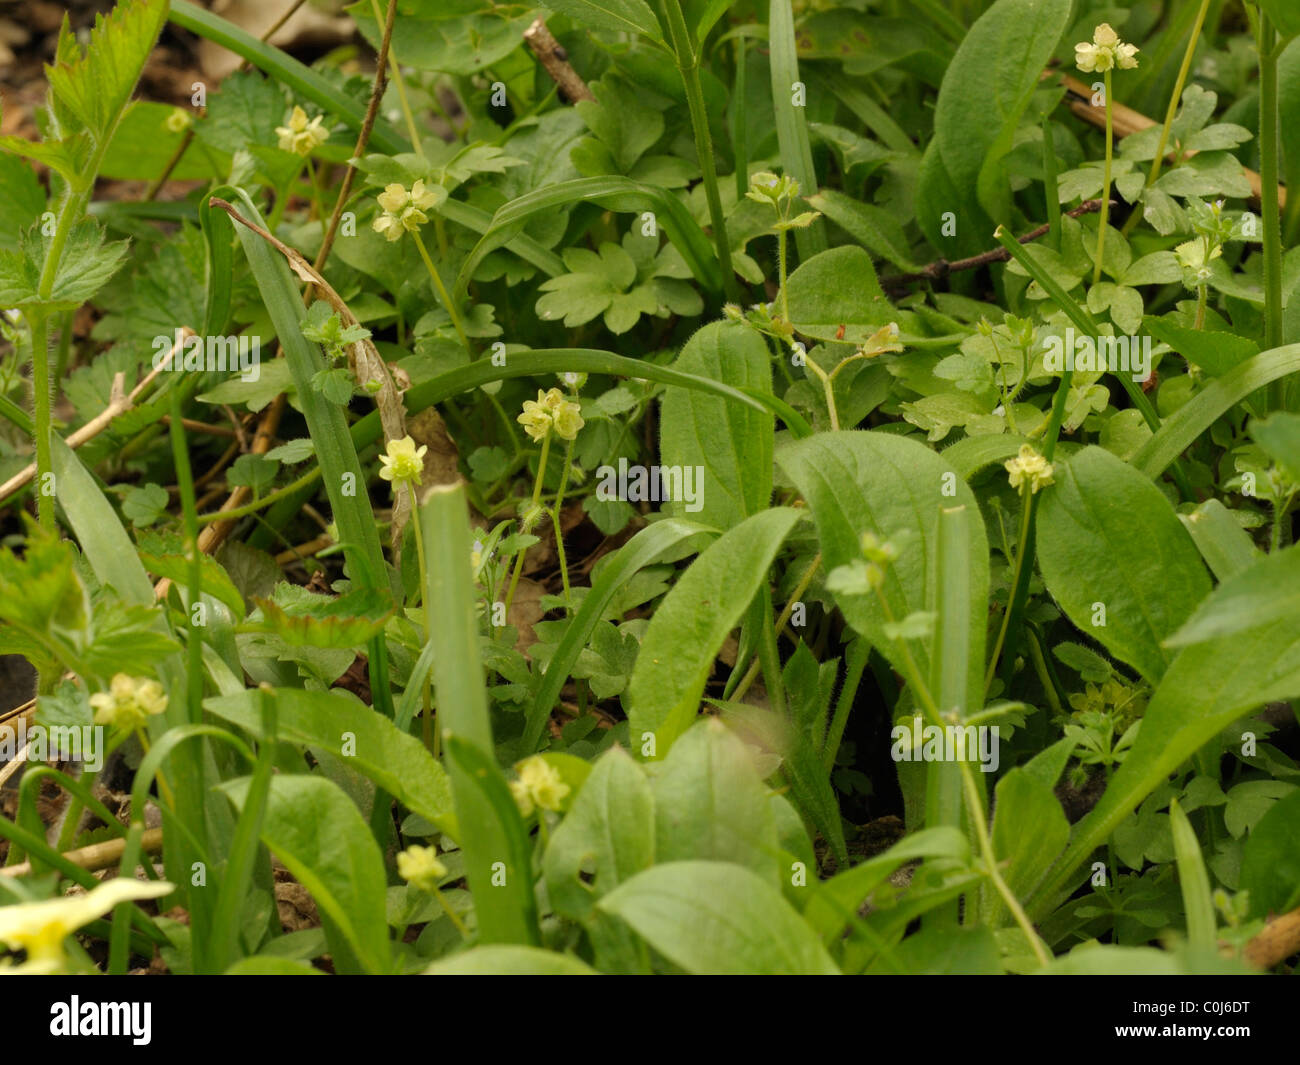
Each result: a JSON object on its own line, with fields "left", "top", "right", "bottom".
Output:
{"left": 378, "top": 435, "right": 427, "bottom": 488}
{"left": 276, "top": 105, "right": 329, "bottom": 156}
{"left": 396, "top": 845, "right": 447, "bottom": 894}
{"left": 509, "top": 756, "right": 570, "bottom": 818}
{"left": 1005, "top": 444, "right": 1055, "bottom": 494}
{"left": 164, "top": 107, "right": 191, "bottom": 134}
{"left": 371, "top": 180, "right": 440, "bottom": 242}
{"left": 89, "top": 674, "right": 167, "bottom": 732}
{"left": 0, "top": 879, "right": 172, "bottom": 973}
{"left": 517, "top": 388, "right": 583, "bottom": 442}
{"left": 1075, "top": 23, "right": 1138, "bottom": 73}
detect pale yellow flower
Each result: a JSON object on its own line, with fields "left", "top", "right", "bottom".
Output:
{"left": 276, "top": 105, "right": 328, "bottom": 156}
{"left": 510, "top": 756, "right": 569, "bottom": 817}
{"left": 397, "top": 845, "right": 447, "bottom": 894}
{"left": 1005, "top": 444, "right": 1055, "bottom": 494}
{"left": 164, "top": 107, "right": 191, "bottom": 134}
{"left": 378, "top": 435, "right": 427, "bottom": 487}
{"left": 89, "top": 674, "right": 167, "bottom": 732}
{"left": 517, "top": 389, "right": 583, "bottom": 442}
{"left": 1176, "top": 239, "right": 1222, "bottom": 282}
{"left": 372, "top": 181, "right": 440, "bottom": 241}
{"left": 1075, "top": 23, "right": 1139, "bottom": 73}
{"left": 0, "top": 879, "right": 172, "bottom": 973}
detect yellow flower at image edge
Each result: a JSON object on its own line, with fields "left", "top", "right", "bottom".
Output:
{"left": 1005, "top": 444, "right": 1055, "bottom": 494}
{"left": 397, "top": 846, "right": 447, "bottom": 894}
{"left": 1075, "top": 22, "right": 1139, "bottom": 73}
{"left": 89, "top": 674, "right": 168, "bottom": 732}
{"left": 510, "top": 756, "right": 570, "bottom": 818}
{"left": 275, "top": 105, "right": 329, "bottom": 156}
{"left": 379, "top": 435, "right": 428, "bottom": 488}
{"left": 0, "top": 879, "right": 172, "bottom": 974}
{"left": 517, "top": 388, "right": 583, "bottom": 442}
{"left": 372, "top": 181, "right": 440, "bottom": 242}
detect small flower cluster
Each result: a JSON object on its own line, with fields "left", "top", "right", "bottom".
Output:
{"left": 89, "top": 674, "right": 167, "bottom": 732}
{"left": 276, "top": 105, "right": 329, "bottom": 156}
{"left": 1005, "top": 444, "right": 1055, "bottom": 494}
{"left": 372, "top": 181, "right": 439, "bottom": 242}
{"left": 378, "top": 436, "right": 428, "bottom": 489}
{"left": 746, "top": 171, "right": 822, "bottom": 231}
{"left": 397, "top": 845, "right": 448, "bottom": 894}
{"left": 509, "top": 756, "right": 570, "bottom": 818}
{"left": 517, "top": 388, "right": 584, "bottom": 442}
{"left": 1075, "top": 23, "right": 1139, "bottom": 73}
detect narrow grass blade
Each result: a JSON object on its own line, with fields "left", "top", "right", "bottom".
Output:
{"left": 768, "top": 0, "right": 827, "bottom": 261}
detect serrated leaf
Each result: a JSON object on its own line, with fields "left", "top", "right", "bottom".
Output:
{"left": 0, "top": 220, "right": 128, "bottom": 312}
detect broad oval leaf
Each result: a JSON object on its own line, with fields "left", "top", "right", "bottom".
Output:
{"left": 659, "top": 320, "right": 774, "bottom": 530}
{"left": 424, "top": 945, "right": 598, "bottom": 975}
{"left": 624, "top": 507, "right": 800, "bottom": 756}
{"left": 598, "top": 860, "right": 839, "bottom": 974}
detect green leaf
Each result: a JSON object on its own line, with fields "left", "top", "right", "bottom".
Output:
{"left": 1036, "top": 447, "right": 1210, "bottom": 684}
{"left": 1178, "top": 500, "right": 1261, "bottom": 582}
{"left": 219, "top": 775, "right": 390, "bottom": 974}
{"left": 915, "top": 0, "right": 1072, "bottom": 257}
{"left": 244, "top": 591, "right": 394, "bottom": 650}
{"left": 1166, "top": 545, "right": 1300, "bottom": 647}
{"left": 1169, "top": 799, "right": 1216, "bottom": 951}
{"left": 598, "top": 861, "right": 839, "bottom": 974}
{"left": 1132, "top": 344, "right": 1300, "bottom": 480}
{"left": 659, "top": 321, "right": 774, "bottom": 530}
{"left": 0, "top": 220, "right": 128, "bottom": 312}
{"left": 1260, "top": 0, "right": 1300, "bottom": 40}
{"left": 1240, "top": 791, "right": 1300, "bottom": 917}
{"left": 544, "top": 746, "right": 654, "bottom": 922}
{"left": 779, "top": 246, "right": 894, "bottom": 344}
{"left": 121, "top": 483, "right": 170, "bottom": 528}
{"left": 777, "top": 431, "right": 989, "bottom": 709}
{"left": 423, "top": 485, "right": 539, "bottom": 945}
{"left": 769, "top": 0, "right": 827, "bottom": 260}
{"left": 137, "top": 535, "right": 247, "bottom": 621}
{"left": 808, "top": 189, "right": 920, "bottom": 272}
{"left": 205, "top": 687, "right": 456, "bottom": 840}
{"left": 1029, "top": 549, "right": 1300, "bottom": 919}
{"left": 1145, "top": 317, "right": 1259, "bottom": 377}
{"left": 348, "top": 0, "right": 537, "bottom": 75}
{"left": 650, "top": 718, "right": 779, "bottom": 882}
{"left": 454, "top": 176, "right": 722, "bottom": 304}
{"left": 526, "top": 518, "right": 714, "bottom": 751}
{"left": 423, "top": 946, "right": 598, "bottom": 975}
{"left": 45, "top": 0, "right": 168, "bottom": 142}
{"left": 0, "top": 156, "right": 46, "bottom": 252}
{"left": 539, "top": 0, "right": 664, "bottom": 40}
{"left": 624, "top": 508, "right": 800, "bottom": 756}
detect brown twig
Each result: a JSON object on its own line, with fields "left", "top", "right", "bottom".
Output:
{"left": 523, "top": 18, "right": 594, "bottom": 103}
{"left": 1242, "top": 905, "right": 1300, "bottom": 969}
{"left": 880, "top": 199, "right": 1112, "bottom": 287}
{"left": 0, "top": 829, "right": 165, "bottom": 878}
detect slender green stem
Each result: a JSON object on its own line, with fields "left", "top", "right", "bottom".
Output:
{"left": 169, "top": 393, "right": 205, "bottom": 726}
{"left": 778, "top": 228, "right": 790, "bottom": 323}
{"left": 984, "top": 485, "right": 1034, "bottom": 698}
{"left": 1195, "top": 283, "right": 1208, "bottom": 329}
{"left": 29, "top": 314, "right": 53, "bottom": 529}
{"left": 1123, "top": 0, "right": 1212, "bottom": 238}
{"left": 368, "top": 0, "right": 422, "bottom": 156}
{"left": 409, "top": 481, "right": 435, "bottom": 755}
{"left": 874, "top": 587, "right": 1050, "bottom": 965}
{"left": 411, "top": 229, "right": 471, "bottom": 352}
{"left": 1258, "top": 13, "right": 1284, "bottom": 397}
{"left": 1093, "top": 70, "right": 1113, "bottom": 286}
{"left": 661, "top": 0, "right": 739, "bottom": 300}
{"left": 731, "top": 553, "right": 821, "bottom": 702}
{"left": 550, "top": 437, "right": 576, "bottom": 610}
{"left": 503, "top": 431, "right": 551, "bottom": 622}
{"left": 1041, "top": 116, "right": 1061, "bottom": 251}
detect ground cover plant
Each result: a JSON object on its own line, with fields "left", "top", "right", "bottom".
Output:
{"left": 0, "top": 0, "right": 1297, "bottom": 977}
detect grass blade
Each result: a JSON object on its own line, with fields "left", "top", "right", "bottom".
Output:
{"left": 768, "top": 0, "right": 827, "bottom": 261}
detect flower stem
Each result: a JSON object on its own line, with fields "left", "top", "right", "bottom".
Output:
{"left": 1194, "top": 283, "right": 1208, "bottom": 330}
{"left": 411, "top": 229, "right": 471, "bottom": 352}
{"left": 503, "top": 431, "right": 551, "bottom": 622}
{"left": 1258, "top": 12, "right": 1284, "bottom": 403}
{"left": 409, "top": 482, "right": 435, "bottom": 756}
{"left": 984, "top": 484, "right": 1034, "bottom": 699}
{"left": 1093, "top": 70, "right": 1113, "bottom": 286}
{"left": 28, "top": 313, "right": 52, "bottom": 529}
{"left": 550, "top": 437, "right": 576, "bottom": 610}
